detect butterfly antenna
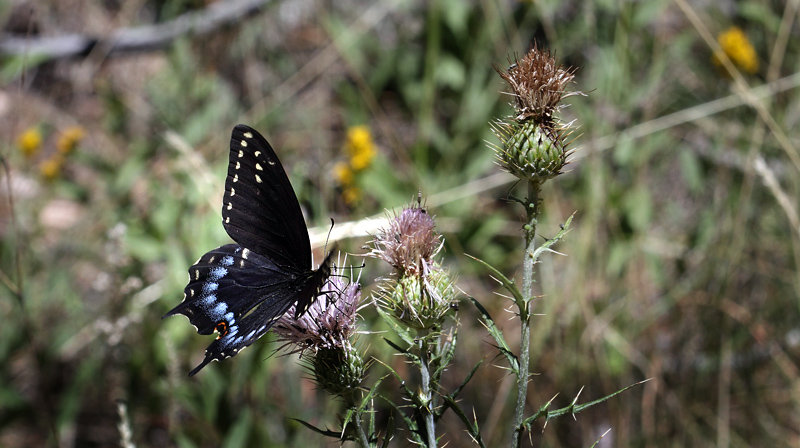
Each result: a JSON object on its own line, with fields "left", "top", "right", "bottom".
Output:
{"left": 326, "top": 218, "right": 335, "bottom": 252}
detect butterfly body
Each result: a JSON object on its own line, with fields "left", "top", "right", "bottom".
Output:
{"left": 164, "top": 125, "right": 333, "bottom": 376}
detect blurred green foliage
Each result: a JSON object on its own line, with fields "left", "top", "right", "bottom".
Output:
{"left": 2, "top": 0, "right": 799, "bottom": 446}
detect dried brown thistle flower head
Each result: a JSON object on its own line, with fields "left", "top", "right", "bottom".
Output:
{"left": 491, "top": 45, "right": 582, "bottom": 182}
{"left": 495, "top": 45, "right": 578, "bottom": 126}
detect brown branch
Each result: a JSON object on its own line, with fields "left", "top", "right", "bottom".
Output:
{"left": 0, "top": 0, "right": 274, "bottom": 61}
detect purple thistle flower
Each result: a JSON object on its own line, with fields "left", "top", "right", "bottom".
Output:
{"left": 367, "top": 200, "right": 457, "bottom": 328}
{"left": 367, "top": 203, "right": 443, "bottom": 276}
{"left": 273, "top": 263, "right": 361, "bottom": 355}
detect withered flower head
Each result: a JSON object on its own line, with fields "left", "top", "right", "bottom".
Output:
{"left": 495, "top": 44, "right": 578, "bottom": 126}
{"left": 491, "top": 45, "right": 582, "bottom": 182}
{"left": 367, "top": 202, "right": 442, "bottom": 276}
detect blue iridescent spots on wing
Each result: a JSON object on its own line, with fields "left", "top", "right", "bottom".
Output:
{"left": 202, "top": 281, "right": 218, "bottom": 294}
{"left": 163, "top": 242, "right": 333, "bottom": 376}
{"left": 165, "top": 243, "right": 294, "bottom": 322}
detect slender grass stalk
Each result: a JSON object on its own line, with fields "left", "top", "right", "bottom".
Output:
{"left": 1, "top": 155, "right": 62, "bottom": 448}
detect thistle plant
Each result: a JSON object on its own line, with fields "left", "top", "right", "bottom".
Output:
{"left": 275, "top": 205, "right": 476, "bottom": 447}
{"left": 467, "top": 45, "right": 642, "bottom": 447}
{"left": 365, "top": 201, "right": 470, "bottom": 448}
{"left": 273, "top": 264, "right": 373, "bottom": 447}
{"left": 490, "top": 45, "right": 580, "bottom": 447}
{"left": 279, "top": 46, "right": 642, "bottom": 447}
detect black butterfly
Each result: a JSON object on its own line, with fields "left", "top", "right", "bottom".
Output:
{"left": 164, "top": 124, "right": 334, "bottom": 376}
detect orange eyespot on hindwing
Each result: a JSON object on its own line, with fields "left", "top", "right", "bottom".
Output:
{"left": 215, "top": 321, "right": 229, "bottom": 338}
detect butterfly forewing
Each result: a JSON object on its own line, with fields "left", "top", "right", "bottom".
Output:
{"left": 223, "top": 125, "right": 311, "bottom": 271}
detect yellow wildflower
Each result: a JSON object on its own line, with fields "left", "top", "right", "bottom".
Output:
{"left": 713, "top": 26, "right": 759, "bottom": 75}
{"left": 335, "top": 161, "right": 361, "bottom": 204}
{"left": 334, "top": 161, "right": 354, "bottom": 186}
{"left": 17, "top": 127, "right": 43, "bottom": 157}
{"left": 40, "top": 155, "right": 65, "bottom": 180}
{"left": 345, "top": 125, "right": 375, "bottom": 171}
{"left": 342, "top": 186, "right": 360, "bottom": 205}
{"left": 56, "top": 126, "right": 86, "bottom": 154}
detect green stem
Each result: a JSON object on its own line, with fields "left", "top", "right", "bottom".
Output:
{"left": 343, "top": 390, "right": 371, "bottom": 448}
{"left": 512, "top": 179, "right": 541, "bottom": 448}
{"left": 420, "top": 336, "right": 437, "bottom": 448}
{"left": 352, "top": 410, "right": 371, "bottom": 448}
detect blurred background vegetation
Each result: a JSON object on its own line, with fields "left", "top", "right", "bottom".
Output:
{"left": 1, "top": 0, "right": 799, "bottom": 446}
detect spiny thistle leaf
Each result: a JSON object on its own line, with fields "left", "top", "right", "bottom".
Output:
{"left": 522, "top": 379, "right": 651, "bottom": 429}
{"left": 531, "top": 213, "right": 575, "bottom": 261}
{"left": 590, "top": 429, "right": 613, "bottom": 448}
{"left": 380, "top": 414, "right": 395, "bottom": 448}
{"left": 359, "top": 376, "right": 386, "bottom": 413}
{"left": 564, "top": 379, "right": 651, "bottom": 418}
{"left": 470, "top": 297, "right": 519, "bottom": 375}
{"left": 382, "top": 337, "right": 418, "bottom": 361}
{"left": 522, "top": 394, "right": 559, "bottom": 431}
{"left": 342, "top": 408, "right": 356, "bottom": 439}
{"left": 432, "top": 327, "right": 458, "bottom": 381}
{"left": 373, "top": 357, "right": 419, "bottom": 401}
{"left": 441, "top": 394, "right": 487, "bottom": 448}
{"left": 448, "top": 358, "right": 483, "bottom": 402}
{"left": 292, "top": 418, "right": 342, "bottom": 438}
{"left": 436, "top": 359, "right": 484, "bottom": 420}
{"left": 376, "top": 305, "right": 416, "bottom": 346}
{"left": 378, "top": 394, "right": 424, "bottom": 445}
{"left": 466, "top": 254, "right": 525, "bottom": 303}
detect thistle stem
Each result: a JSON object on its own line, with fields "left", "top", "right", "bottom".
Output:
{"left": 512, "top": 179, "right": 541, "bottom": 448}
{"left": 344, "top": 391, "right": 371, "bottom": 448}
{"left": 420, "top": 336, "right": 437, "bottom": 448}
{"left": 352, "top": 411, "right": 371, "bottom": 448}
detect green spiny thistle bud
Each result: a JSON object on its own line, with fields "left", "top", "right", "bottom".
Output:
{"left": 496, "top": 121, "right": 567, "bottom": 181}
{"left": 385, "top": 266, "right": 455, "bottom": 330}
{"left": 312, "top": 344, "right": 364, "bottom": 396}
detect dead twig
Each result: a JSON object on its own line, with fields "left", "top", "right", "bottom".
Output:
{"left": 0, "top": 0, "right": 274, "bottom": 61}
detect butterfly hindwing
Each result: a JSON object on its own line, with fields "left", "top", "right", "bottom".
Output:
{"left": 223, "top": 125, "right": 311, "bottom": 271}
{"left": 164, "top": 244, "right": 303, "bottom": 374}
